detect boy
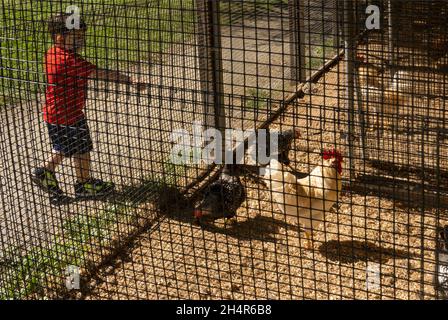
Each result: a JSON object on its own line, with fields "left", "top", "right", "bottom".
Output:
{"left": 31, "top": 13, "right": 146, "bottom": 203}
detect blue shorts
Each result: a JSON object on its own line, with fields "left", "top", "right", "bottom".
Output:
{"left": 46, "top": 118, "right": 93, "bottom": 157}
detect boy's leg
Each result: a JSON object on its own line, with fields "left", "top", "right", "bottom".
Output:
{"left": 44, "top": 150, "right": 64, "bottom": 173}
{"left": 73, "top": 152, "right": 114, "bottom": 198}
{"left": 67, "top": 118, "right": 114, "bottom": 198}
{"left": 73, "top": 152, "right": 91, "bottom": 183}
{"left": 31, "top": 150, "right": 65, "bottom": 196}
{"left": 31, "top": 121, "right": 65, "bottom": 195}
{"left": 32, "top": 121, "right": 66, "bottom": 194}
{"left": 32, "top": 122, "right": 71, "bottom": 204}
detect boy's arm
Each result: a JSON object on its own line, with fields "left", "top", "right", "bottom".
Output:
{"left": 89, "top": 68, "right": 149, "bottom": 91}
{"left": 89, "top": 68, "right": 131, "bottom": 84}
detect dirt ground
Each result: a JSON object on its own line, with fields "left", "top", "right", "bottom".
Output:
{"left": 0, "top": 2, "right": 301, "bottom": 293}
{"left": 81, "top": 62, "right": 448, "bottom": 299}
{"left": 2, "top": 1, "right": 448, "bottom": 300}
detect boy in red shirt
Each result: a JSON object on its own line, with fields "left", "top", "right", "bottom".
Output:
{"left": 31, "top": 14, "right": 146, "bottom": 203}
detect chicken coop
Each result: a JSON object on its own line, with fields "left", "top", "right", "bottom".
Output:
{"left": 1, "top": 0, "right": 447, "bottom": 300}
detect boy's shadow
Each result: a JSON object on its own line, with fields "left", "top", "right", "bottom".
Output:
{"left": 88, "top": 177, "right": 297, "bottom": 241}
{"left": 56, "top": 178, "right": 179, "bottom": 206}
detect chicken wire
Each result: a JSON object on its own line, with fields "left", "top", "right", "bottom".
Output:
{"left": 0, "top": 0, "right": 447, "bottom": 300}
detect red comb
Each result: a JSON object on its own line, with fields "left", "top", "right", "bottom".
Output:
{"left": 356, "top": 53, "right": 365, "bottom": 62}
{"left": 322, "top": 148, "right": 344, "bottom": 174}
{"left": 322, "top": 148, "right": 343, "bottom": 161}
{"left": 194, "top": 209, "right": 203, "bottom": 219}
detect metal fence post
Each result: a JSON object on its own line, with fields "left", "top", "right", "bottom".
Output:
{"left": 344, "top": 0, "right": 356, "bottom": 182}
{"left": 289, "top": 0, "right": 306, "bottom": 84}
{"left": 196, "top": 0, "right": 225, "bottom": 163}
{"left": 196, "top": 0, "right": 225, "bottom": 128}
{"left": 388, "top": 0, "right": 396, "bottom": 78}
{"left": 333, "top": 0, "right": 340, "bottom": 50}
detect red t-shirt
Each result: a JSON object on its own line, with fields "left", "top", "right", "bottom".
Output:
{"left": 44, "top": 46, "right": 96, "bottom": 125}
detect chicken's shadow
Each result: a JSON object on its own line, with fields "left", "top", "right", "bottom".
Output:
{"left": 201, "top": 215, "right": 295, "bottom": 242}
{"left": 110, "top": 181, "right": 195, "bottom": 223}
{"left": 318, "top": 240, "right": 415, "bottom": 264}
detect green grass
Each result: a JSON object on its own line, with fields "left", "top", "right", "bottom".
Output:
{"left": 0, "top": 95, "right": 15, "bottom": 107}
{"left": 243, "top": 88, "right": 270, "bottom": 109}
{"left": 0, "top": 0, "right": 288, "bottom": 299}
{"left": 0, "top": 0, "right": 291, "bottom": 104}
{"left": 220, "top": 0, "right": 288, "bottom": 14}
{"left": 247, "top": 0, "right": 289, "bottom": 12}
{"left": 0, "top": 155, "right": 185, "bottom": 299}
{"left": 0, "top": 204, "right": 126, "bottom": 299}
{"left": 0, "top": 0, "right": 197, "bottom": 102}
{"left": 307, "top": 37, "right": 336, "bottom": 70}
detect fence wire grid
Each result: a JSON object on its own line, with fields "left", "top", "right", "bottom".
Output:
{"left": 1, "top": 0, "right": 448, "bottom": 300}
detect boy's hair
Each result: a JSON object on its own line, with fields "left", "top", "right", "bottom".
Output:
{"left": 47, "top": 13, "right": 87, "bottom": 38}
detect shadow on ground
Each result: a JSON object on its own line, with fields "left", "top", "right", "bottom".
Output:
{"left": 318, "top": 240, "right": 416, "bottom": 264}
{"left": 199, "top": 215, "right": 298, "bottom": 242}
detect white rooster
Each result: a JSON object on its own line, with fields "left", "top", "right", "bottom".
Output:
{"left": 263, "top": 149, "right": 344, "bottom": 248}
{"left": 360, "top": 71, "right": 410, "bottom": 130}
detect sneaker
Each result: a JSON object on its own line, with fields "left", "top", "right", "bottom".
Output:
{"left": 74, "top": 178, "right": 115, "bottom": 198}
{"left": 31, "top": 168, "right": 63, "bottom": 196}
{"left": 49, "top": 193, "right": 72, "bottom": 206}
{"left": 434, "top": 225, "right": 448, "bottom": 299}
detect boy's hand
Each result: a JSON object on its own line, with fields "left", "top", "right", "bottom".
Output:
{"left": 134, "top": 82, "right": 150, "bottom": 92}
{"left": 92, "top": 69, "right": 132, "bottom": 84}
{"left": 137, "top": 82, "right": 149, "bottom": 92}
{"left": 119, "top": 74, "right": 132, "bottom": 85}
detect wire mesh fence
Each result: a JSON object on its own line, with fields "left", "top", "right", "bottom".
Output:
{"left": 0, "top": 0, "right": 447, "bottom": 300}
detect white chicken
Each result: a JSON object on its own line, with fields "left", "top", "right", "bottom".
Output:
{"left": 361, "top": 72, "right": 408, "bottom": 130}
{"left": 262, "top": 149, "right": 343, "bottom": 249}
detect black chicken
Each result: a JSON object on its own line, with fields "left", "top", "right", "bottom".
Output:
{"left": 193, "top": 128, "right": 300, "bottom": 225}
{"left": 270, "top": 128, "right": 301, "bottom": 165}
{"left": 194, "top": 164, "right": 246, "bottom": 225}
{"left": 247, "top": 128, "right": 301, "bottom": 166}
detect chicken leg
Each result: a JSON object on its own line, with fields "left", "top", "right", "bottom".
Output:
{"left": 303, "top": 230, "right": 313, "bottom": 250}
{"left": 224, "top": 216, "right": 237, "bottom": 228}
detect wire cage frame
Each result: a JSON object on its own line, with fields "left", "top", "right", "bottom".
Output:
{"left": 0, "top": 0, "right": 447, "bottom": 300}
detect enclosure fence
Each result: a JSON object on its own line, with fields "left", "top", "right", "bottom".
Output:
{"left": 0, "top": 0, "right": 447, "bottom": 299}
